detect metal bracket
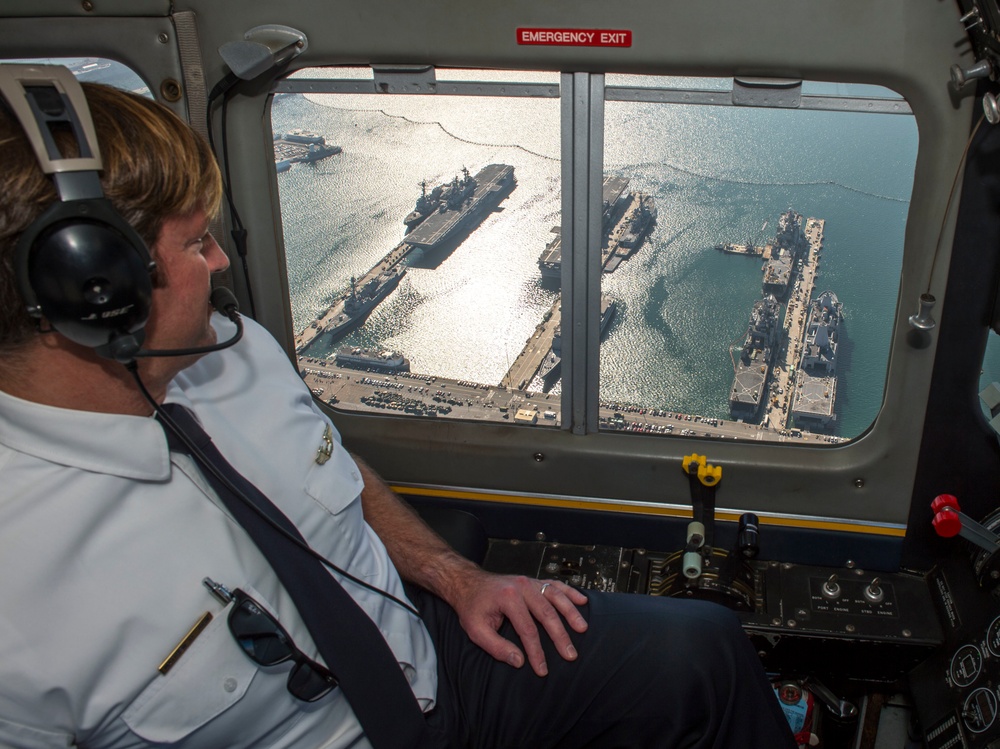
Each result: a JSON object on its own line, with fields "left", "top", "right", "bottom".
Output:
{"left": 733, "top": 77, "right": 802, "bottom": 108}
{"left": 371, "top": 65, "right": 436, "bottom": 94}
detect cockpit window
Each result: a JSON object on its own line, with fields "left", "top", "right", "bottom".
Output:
{"left": 599, "top": 75, "right": 916, "bottom": 443}
{"left": 276, "top": 69, "right": 916, "bottom": 444}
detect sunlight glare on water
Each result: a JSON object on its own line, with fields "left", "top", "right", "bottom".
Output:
{"left": 274, "top": 72, "right": 917, "bottom": 438}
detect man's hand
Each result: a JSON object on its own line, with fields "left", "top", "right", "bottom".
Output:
{"left": 449, "top": 569, "right": 589, "bottom": 676}
{"left": 350, "top": 455, "right": 588, "bottom": 676}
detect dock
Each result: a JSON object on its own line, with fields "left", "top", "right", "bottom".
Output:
{"left": 500, "top": 298, "right": 562, "bottom": 390}
{"left": 761, "top": 218, "right": 825, "bottom": 430}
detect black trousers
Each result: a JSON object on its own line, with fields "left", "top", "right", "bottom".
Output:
{"left": 414, "top": 587, "right": 798, "bottom": 749}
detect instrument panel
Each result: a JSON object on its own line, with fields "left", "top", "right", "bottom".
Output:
{"left": 483, "top": 538, "right": 943, "bottom": 683}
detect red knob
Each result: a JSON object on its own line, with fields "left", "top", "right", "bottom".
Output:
{"left": 932, "top": 510, "right": 962, "bottom": 538}
{"left": 931, "top": 494, "right": 961, "bottom": 513}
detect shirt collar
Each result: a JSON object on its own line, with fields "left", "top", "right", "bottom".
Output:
{"left": 0, "top": 388, "right": 172, "bottom": 480}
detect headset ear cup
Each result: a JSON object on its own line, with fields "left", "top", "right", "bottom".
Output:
{"left": 27, "top": 218, "right": 153, "bottom": 349}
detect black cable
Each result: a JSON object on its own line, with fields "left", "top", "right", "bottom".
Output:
{"left": 127, "top": 362, "right": 420, "bottom": 618}
{"left": 206, "top": 73, "right": 258, "bottom": 319}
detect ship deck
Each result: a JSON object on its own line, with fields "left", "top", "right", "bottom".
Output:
{"left": 791, "top": 370, "right": 837, "bottom": 424}
{"left": 405, "top": 164, "right": 514, "bottom": 248}
{"left": 730, "top": 355, "right": 769, "bottom": 417}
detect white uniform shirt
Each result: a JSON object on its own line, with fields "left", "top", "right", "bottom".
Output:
{"left": 0, "top": 316, "right": 437, "bottom": 749}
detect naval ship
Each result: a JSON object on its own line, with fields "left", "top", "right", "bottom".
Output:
{"left": 538, "top": 295, "right": 617, "bottom": 384}
{"left": 729, "top": 294, "right": 781, "bottom": 421}
{"left": 402, "top": 164, "right": 515, "bottom": 249}
{"left": 761, "top": 209, "right": 809, "bottom": 299}
{"left": 791, "top": 290, "right": 843, "bottom": 429}
{"left": 405, "top": 168, "right": 476, "bottom": 233}
{"left": 273, "top": 129, "right": 342, "bottom": 173}
{"left": 335, "top": 347, "right": 411, "bottom": 373}
{"left": 538, "top": 177, "right": 656, "bottom": 279}
{"left": 321, "top": 267, "right": 406, "bottom": 343}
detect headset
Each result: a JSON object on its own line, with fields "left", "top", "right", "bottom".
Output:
{"left": 0, "top": 64, "right": 156, "bottom": 362}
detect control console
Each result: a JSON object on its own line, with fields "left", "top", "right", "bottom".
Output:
{"left": 482, "top": 538, "right": 942, "bottom": 683}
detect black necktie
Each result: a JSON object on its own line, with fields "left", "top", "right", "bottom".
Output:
{"left": 157, "top": 403, "right": 427, "bottom": 749}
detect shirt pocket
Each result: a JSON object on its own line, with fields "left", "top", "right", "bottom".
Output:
{"left": 302, "top": 433, "right": 364, "bottom": 517}
{"left": 120, "top": 589, "right": 304, "bottom": 747}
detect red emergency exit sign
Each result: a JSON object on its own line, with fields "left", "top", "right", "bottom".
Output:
{"left": 516, "top": 28, "right": 632, "bottom": 47}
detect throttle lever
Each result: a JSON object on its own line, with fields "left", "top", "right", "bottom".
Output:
{"left": 930, "top": 494, "right": 1000, "bottom": 553}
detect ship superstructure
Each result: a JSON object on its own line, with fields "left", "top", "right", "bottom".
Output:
{"left": 729, "top": 294, "right": 781, "bottom": 421}
{"left": 791, "top": 290, "right": 843, "bottom": 428}
{"left": 405, "top": 167, "right": 477, "bottom": 233}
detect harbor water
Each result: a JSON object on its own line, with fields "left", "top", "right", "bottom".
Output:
{"left": 274, "top": 76, "right": 918, "bottom": 439}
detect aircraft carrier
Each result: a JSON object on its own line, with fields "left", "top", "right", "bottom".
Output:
{"left": 404, "top": 164, "right": 515, "bottom": 250}
{"left": 538, "top": 175, "right": 655, "bottom": 279}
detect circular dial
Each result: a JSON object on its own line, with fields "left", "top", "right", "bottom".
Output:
{"left": 964, "top": 687, "right": 998, "bottom": 734}
{"left": 951, "top": 644, "right": 984, "bottom": 688}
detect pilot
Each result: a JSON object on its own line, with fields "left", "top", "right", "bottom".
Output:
{"left": 0, "top": 78, "right": 796, "bottom": 748}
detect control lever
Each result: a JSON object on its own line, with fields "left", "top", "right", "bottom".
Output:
{"left": 930, "top": 494, "right": 1000, "bottom": 553}
{"left": 803, "top": 677, "right": 858, "bottom": 722}
{"left": 682, "top": 453, "right": 722, "bottom": 552}
{"left": 683, "top": 521, "right": 705, "bottom": 580}
{"left": 736, "top": 512, "right": 760, "bottom": 559}
{"left": 803, "top": 677, "right": 859, "bottom": 748}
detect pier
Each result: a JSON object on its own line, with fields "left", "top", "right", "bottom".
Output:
{"left": 500, "top": 298, "right": 562, "bottom": 390}
{"left": 761, "top": 217, "right": 825, "bottom": 431}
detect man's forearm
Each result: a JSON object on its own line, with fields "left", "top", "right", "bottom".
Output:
{"left": 352, "top": 454, "right": 481, "bottom": 606}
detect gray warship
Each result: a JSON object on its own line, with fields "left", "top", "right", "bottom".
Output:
{"left": 729, "top": 294, "right": 781, "bottom": 421}
{"left": 791, "top": 290, "right": 843, "bottom": 429}
{"left": 335, "top": 347, "right": 411, "bottom": 374}
{"left": 403, "top": 164, "right": 515, "bottom": 249}
{"left": 273, "top": 129, "right": 342, "bottom": 173}
{"left": 761, "top": 209, "right": 809, "bottom": 299}
{"left": 538, "top": 176, "right": 655, "bottom": 279}
{"left": 321, "top": 267, "right": 406, "bottom": 343}
{"left": 538, "top": 296, "right": 617, "bottom": 384}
